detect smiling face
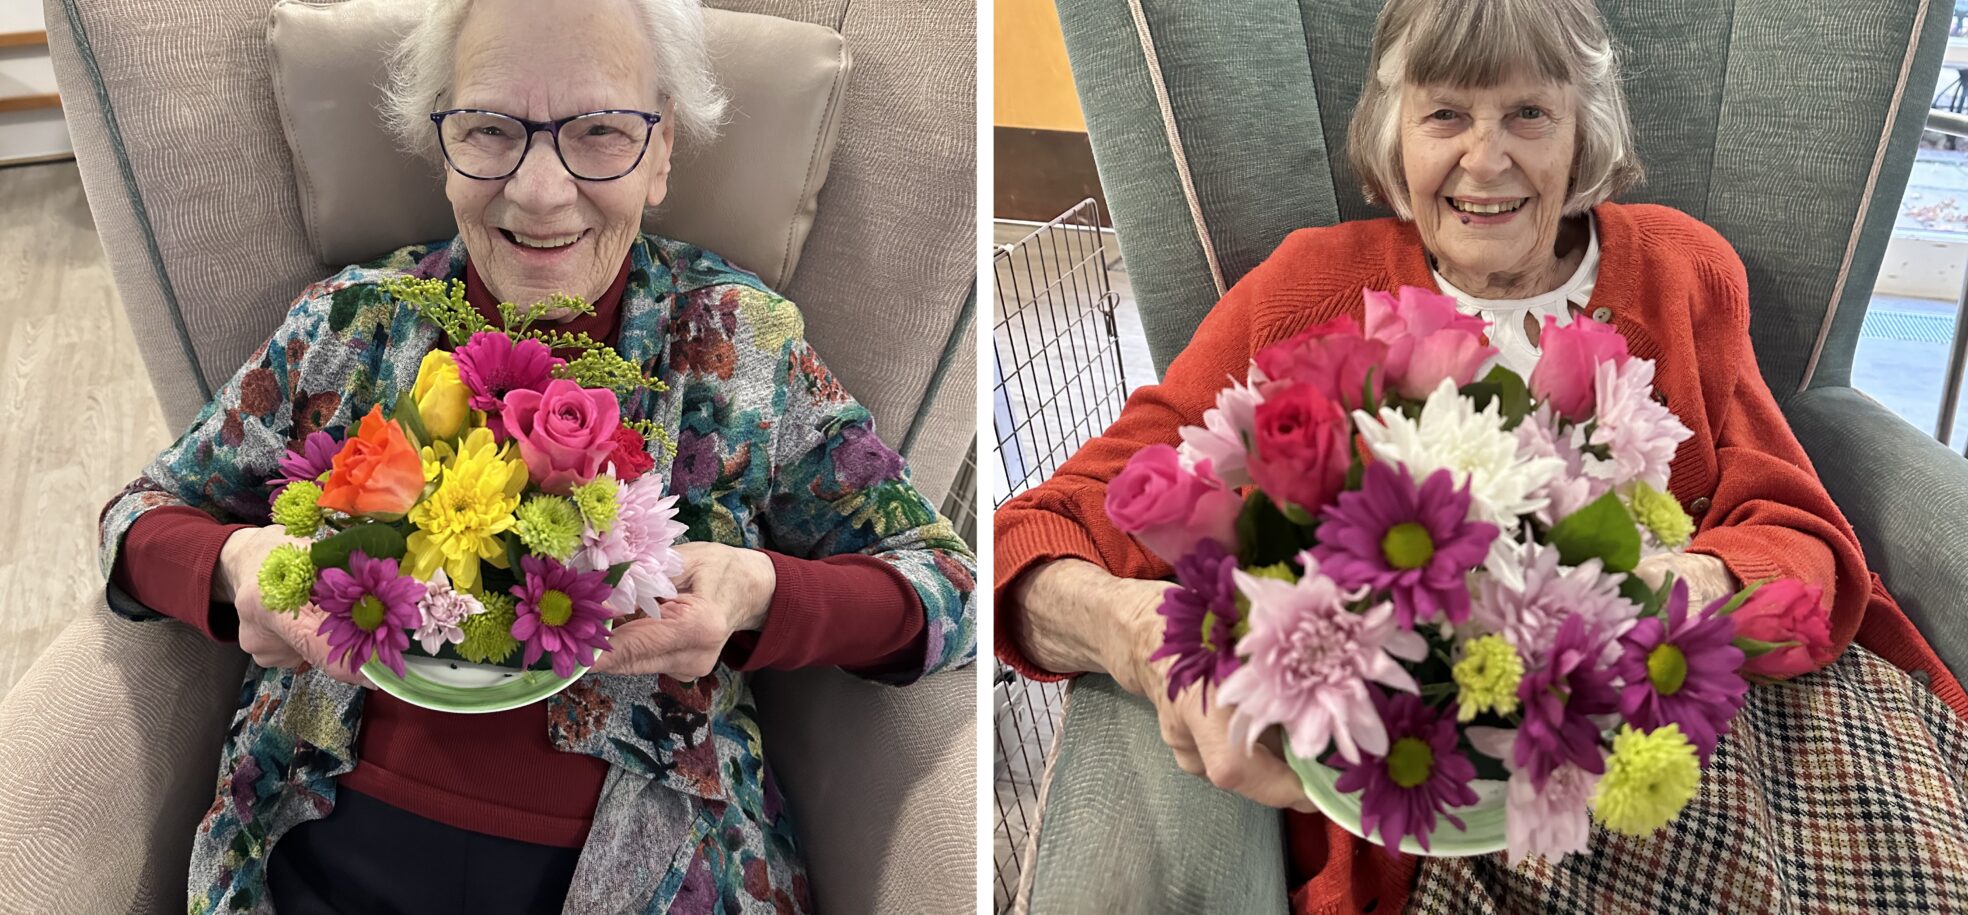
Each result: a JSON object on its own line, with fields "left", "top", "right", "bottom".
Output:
{"left": 1399, "top": 72, "right": 1579, "bottom": 298}
{"left": 445, "top": 0, "right": 675, "bottom": 314}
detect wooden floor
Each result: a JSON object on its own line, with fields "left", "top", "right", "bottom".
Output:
{"left": 0, "top": 161, "right": 171, "bottom": 699}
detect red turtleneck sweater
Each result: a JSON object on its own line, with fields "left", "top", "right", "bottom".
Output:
{"left": 112, "top": 254, "right": 927, "bottom": 846}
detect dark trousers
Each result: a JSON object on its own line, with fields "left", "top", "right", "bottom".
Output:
{"left": 266, "top": 788, "right": 581, "bottom": 915}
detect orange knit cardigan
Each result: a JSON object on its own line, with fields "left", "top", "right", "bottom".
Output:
{"left": 993, "top": 201, "right": 1968, "bottom": 915}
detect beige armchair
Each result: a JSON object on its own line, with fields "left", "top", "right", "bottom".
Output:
{"left": 0, "top": 0, "right": 977, "bottom": 912}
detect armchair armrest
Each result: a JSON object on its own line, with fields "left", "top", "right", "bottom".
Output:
{"left": 0, "top": 594, "right": 245, "bottom": 915}
{"left": 1025, "top": 675, "right": 1286, "bottom": 914}
{"left": 1785, "top": 385, "right": 1968, "bottom": 680}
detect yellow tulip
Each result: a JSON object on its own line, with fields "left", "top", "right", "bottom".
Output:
{"left": 412, "top": 350, "right": 473, "bottom": 441}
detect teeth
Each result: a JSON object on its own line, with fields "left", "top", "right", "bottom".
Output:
{"left": 511, "top": 231, "right": 581, "bottom": 249}
{"left": 1449, "top": 198, "right": 1525, "bottom": 215}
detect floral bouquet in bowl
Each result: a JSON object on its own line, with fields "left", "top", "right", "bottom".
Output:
{"left": 252, "top": 279, "right": 685, "bottom": 712}
{"left": 1106, "top": 286, "right": 1833, "bottom": 863}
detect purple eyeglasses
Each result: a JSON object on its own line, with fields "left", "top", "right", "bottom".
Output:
{"left": 430, "top": 108, "right": 663, "bottom": 181}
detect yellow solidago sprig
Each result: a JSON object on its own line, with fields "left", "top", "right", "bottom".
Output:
{"left": 1453, "top": 634, "right": 1524, "bottom": 722}
{"left": 379, "top": 276, "right": 488, "bottom": 349}
{"left": 1627, "top": 481, "right": 1694, "bottom": 549}
{"left": 271, "top": 481, "right": 325, "bottom": 538}
{"left": 405, "top": 428, "right": 528, "bottom": 593}
{"left": 257, "top": 544, "right": 317, "bottom": 614}
{"left": 458, "top": 590, "right": 519, "bottom": 664}
{"left": 1592, "top": 723, "right": 1701, "bottom": 836}
{"left": 514, "top": 494, "right": 584, "bottom": 561}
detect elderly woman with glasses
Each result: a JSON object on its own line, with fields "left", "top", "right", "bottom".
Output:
{"left": 95, "top": 0, "right": 974, "bottom": 911}
{"left": 996, "top": 0, "right": 1968, "bottom": 911}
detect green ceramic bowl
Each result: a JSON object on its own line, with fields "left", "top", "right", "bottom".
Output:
{"left": 1285, "top": 746, "right": 1510, "bottom": 857}
{"left": 365, "top": 651, "right": 590, "bottom": 714}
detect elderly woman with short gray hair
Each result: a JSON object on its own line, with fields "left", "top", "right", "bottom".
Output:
{"left": 96, "top": 0, "right": 975, "bottom": 911}
{"left": 995, "top": 0, "right": 1968, "bottom": 910}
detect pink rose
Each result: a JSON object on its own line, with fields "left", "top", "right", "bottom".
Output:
{"left": 1529, "top": 315, "right": 1630, "bottom": 420}
{"left": 502, "top": 380, "right": 622, "bottom": 495}
{"left": 1253, "top": 317, "right": 1389, "bottom": 410}
{"left": 1732, "top": 579, "right": 1833, "bottom": 680}
{"left": 1362, "top": 286, "right": 1497, "bottom": 400}
{"left": 1246, "top": 383, "right": 1351, "bottom": 516}
{"left": 1105, "top": 445, "right": 1241, "bottom": 564}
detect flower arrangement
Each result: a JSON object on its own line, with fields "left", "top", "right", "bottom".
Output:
{"left": 255, "top": 279, "right": 686, "bottom": 681}
{"left": 1107, "top": 286, "right": 1834, "bottom": 864}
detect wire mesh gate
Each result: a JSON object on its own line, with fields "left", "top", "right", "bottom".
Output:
{"left": 992, "top": 199, "right": 1128, "bottom": 913}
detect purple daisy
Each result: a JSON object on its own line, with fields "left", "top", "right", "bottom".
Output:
{"left": 310, "top": 550, "right": 422, "bottom": 678}
{"left": 269, "top": 430, "right": 340, "bottom": 502}
{"left": 1332, "top": 688, "right": 1480, "bottom": 853}
{"left": 510, "top": 555, "right": 616, "bottom": 678}
{"left": 1146, "top": 539, "right": 1243, "bottom": 709}
{"left": 1514, "top": 613, "right": 1619, "bottom": 788}
{"left": 453, "top": 331, "right": 564, "bottom": 442}
{"left": 1615, "top": 579, "right": 1747, "bottom": 761}
{"left": 1314, "top": 463, "right": 1499, "bottom": 628}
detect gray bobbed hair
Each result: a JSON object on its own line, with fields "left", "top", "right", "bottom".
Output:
{"left": 1345, "top": 0, "right": 1643, "bottom": 220}
{"left": 381, "top": 0, "right": 729, "bottom": 162}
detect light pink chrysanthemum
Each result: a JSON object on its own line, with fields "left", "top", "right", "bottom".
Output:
{"left": 1513, "top": 404, "right": 1612, "bottom": 526}
{"left": 571, "top": 472, "right": 686, "bottom": 618}
{"left": 1588, "top": 357, "right": 1691, "bottom": 492}
{"left": 1505, "top": 761, "right": 1600, "bottom": 866}
{"left": 413, "top": 569, "right": 485, "bottom": 655}
{"left": 1469, "top": 540, "right": 1638, "bottom": 666}
{"left": 1218, "top": 552, "right": 1429, "bottom": 764}
{"left": 1177, "top": 376, "right": 1262, "bottom": 489}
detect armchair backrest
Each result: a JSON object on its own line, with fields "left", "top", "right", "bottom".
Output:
{"left": 1056, "top": 0, "right": 1946, "bottom": 398}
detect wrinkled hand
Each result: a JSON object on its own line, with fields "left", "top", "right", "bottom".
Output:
{"left": 1633, "top": 552, "right": 1738, "bottom": 608}
{"left": 590, "top": 542, "right": 775, "bottom": 679}
{"left": 218, "top": 526, "right": 372, "bottom": 688}
{"left": 1114, "top": 583, "right": 1317, "bottom": 814}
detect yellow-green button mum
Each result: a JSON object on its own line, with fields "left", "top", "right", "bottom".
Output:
{"left": 1592, "top": 723, "right": 1700, "bottom": 836}
{"left": 257, "top": 544, "right": 317, "bottom": 615}
{"left": 271, "top": 481, "right": 325, "bottom": 538}
{"left": 1627, "top": 481, "right": 1694, "bottom": 549}
{"left": 1453, "top": 634, "right": 1524, "bottom": 722}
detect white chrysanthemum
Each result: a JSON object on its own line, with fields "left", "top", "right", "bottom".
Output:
{"left": 1178, "top": 374, "right": 1261, "bottom": 489}
{"left": 571, "top": 472, "right": 687, "bottom": 618}
{"left": 1588, "top": 357, "right": 1691, "bottom": 492}
{"left": 1353, "top": 379, "right": 1565, "bottom": 589}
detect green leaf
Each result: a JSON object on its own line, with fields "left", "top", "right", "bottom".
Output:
{"left": 1546, "top": 491, "right": 1641, "bottom": 573}
{"left": 1458, "top": 380, "right": 1502, "bottom": 412}
{"left": 1618, "top": 575, "right": 1657, "bottom": 613}
{"left": 1712, "top": 578, "right": 1773, "bottom": 617}
{"left": 504, "top": 535, "right": 530, "bottom": 579}
{"left": 391, "top": 393, "right": 430, "bottom": 451}
{"left": 1361, "top": 366, "right": 1380, "bottom": 414}
{"left": 604, "top": 561, "right": 634, "bottom": 587}
{"left": 1735, "top": 636, "right": 1798, "bottom": 659}
{"left": 1483, "top": 365, "right": 1531, "bottom": 430}
{"left": 309, "top": 522, "right": 407, "bottom": 571}
{"left": 1237, "top": 490, "right": 1315, "bottom": 569}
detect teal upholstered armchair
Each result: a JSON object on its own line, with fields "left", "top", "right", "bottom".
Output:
{"left": 1018, "top": 1, "right": 1966, "bottom": 909}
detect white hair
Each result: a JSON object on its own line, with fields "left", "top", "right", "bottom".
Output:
{"left": 1346, "top": 0, "right": 1644, "bottom": 220}
{"left": 381, "top": 0, "right": 728, "bottom": 161}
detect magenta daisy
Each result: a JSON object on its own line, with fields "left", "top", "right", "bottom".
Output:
{"left": 1514, "top": 613, "right": 1619, "bottom": 787}
{"left": 510, "top": 554, "right": 615, "bottom": 677}
{"left": 1147, "top": 539, "right": 1243, "bottom": 709}
{"left": 1332, "top": 689, "right": 1480, "bottom": 852}
{"left": 270, "top": 430, "right": 340, "bottom": 500}
{"left": 1615, "top": 579, "right": 1747, "bottom": 761}
{"left": 1217, "top": 552, "right": 1428, "bottom": 764}
{"left": 310, "top": 550, "right": 422, "bottom": 678}
{"left": 452, "top": 331, "right": 564, "bottom": 441}
{"left": 1313, "top": 463, "right": 1498, "bottom": 628}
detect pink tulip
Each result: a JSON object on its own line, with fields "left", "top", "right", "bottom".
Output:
{"left": 1732, "top": 579, "right": 1833, "bottom": 680}
{"left": 1105, "top": 445, "right": 1241, "bottom": 564}
{"left": 502, "top": 380, "right": 621, "bottom": 495}
{"left": 1529, "top": 315, "right": 1630, "bottom": 420}
{"left": 1362, "top": 286, "right": 1497, "bottom": 400}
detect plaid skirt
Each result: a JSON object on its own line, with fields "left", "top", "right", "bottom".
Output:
{"left": 1408, "top": 645, "right": 1968, "bottom": 914}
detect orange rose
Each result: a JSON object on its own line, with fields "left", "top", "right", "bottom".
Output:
{"left": 316, "top": 405, "right": 425, "bottom": 517}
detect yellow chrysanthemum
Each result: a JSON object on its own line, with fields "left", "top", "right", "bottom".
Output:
{"left": 1592, "top": 724, "right": 1701, "bottom": 836}
{"left": 1453, "top": 634, "right": 1524, "bottom": 722}
{"left": 406, "top": 428, "right": 528, "bottom": 593}
{"left": 1627, "top": 481, "right": 1694, "bottom": 549}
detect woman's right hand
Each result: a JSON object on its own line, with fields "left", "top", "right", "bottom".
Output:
{"left": 217, "top": 526, "right": 373, "bottom": 688}
{"left": 1015, "top": 558, "right": 1313, "bottom": 813}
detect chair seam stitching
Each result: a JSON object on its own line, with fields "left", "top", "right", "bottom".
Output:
{"left": 1123, "top": 0, "right": 1226, "bottom": 297}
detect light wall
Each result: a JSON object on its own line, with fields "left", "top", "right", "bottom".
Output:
{"left": 993, "top": 0, "right": 1083, "bottom": 133}
{"left": 0, "top": 0, "right": 71, "bottom": 163}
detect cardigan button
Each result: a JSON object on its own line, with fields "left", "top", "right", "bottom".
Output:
{"left": 1591, "top": 307, "right": 1613, "bottom": 323}
{"left": 1690, "top": 496, "right": 1712, "bottom": 515}
{"left": 1912, "top": 669, "right": 1933, "bottom": 689}
{"left": 1652, "top": 390, "right": 1669, "bottom": 405}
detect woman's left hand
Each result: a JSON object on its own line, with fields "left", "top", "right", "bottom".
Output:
{"left": 1633, "top": 552, "right": 1738, "bottom": 608}
{"left": 590, "top": 542, "right": 776, "bottom": 679}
